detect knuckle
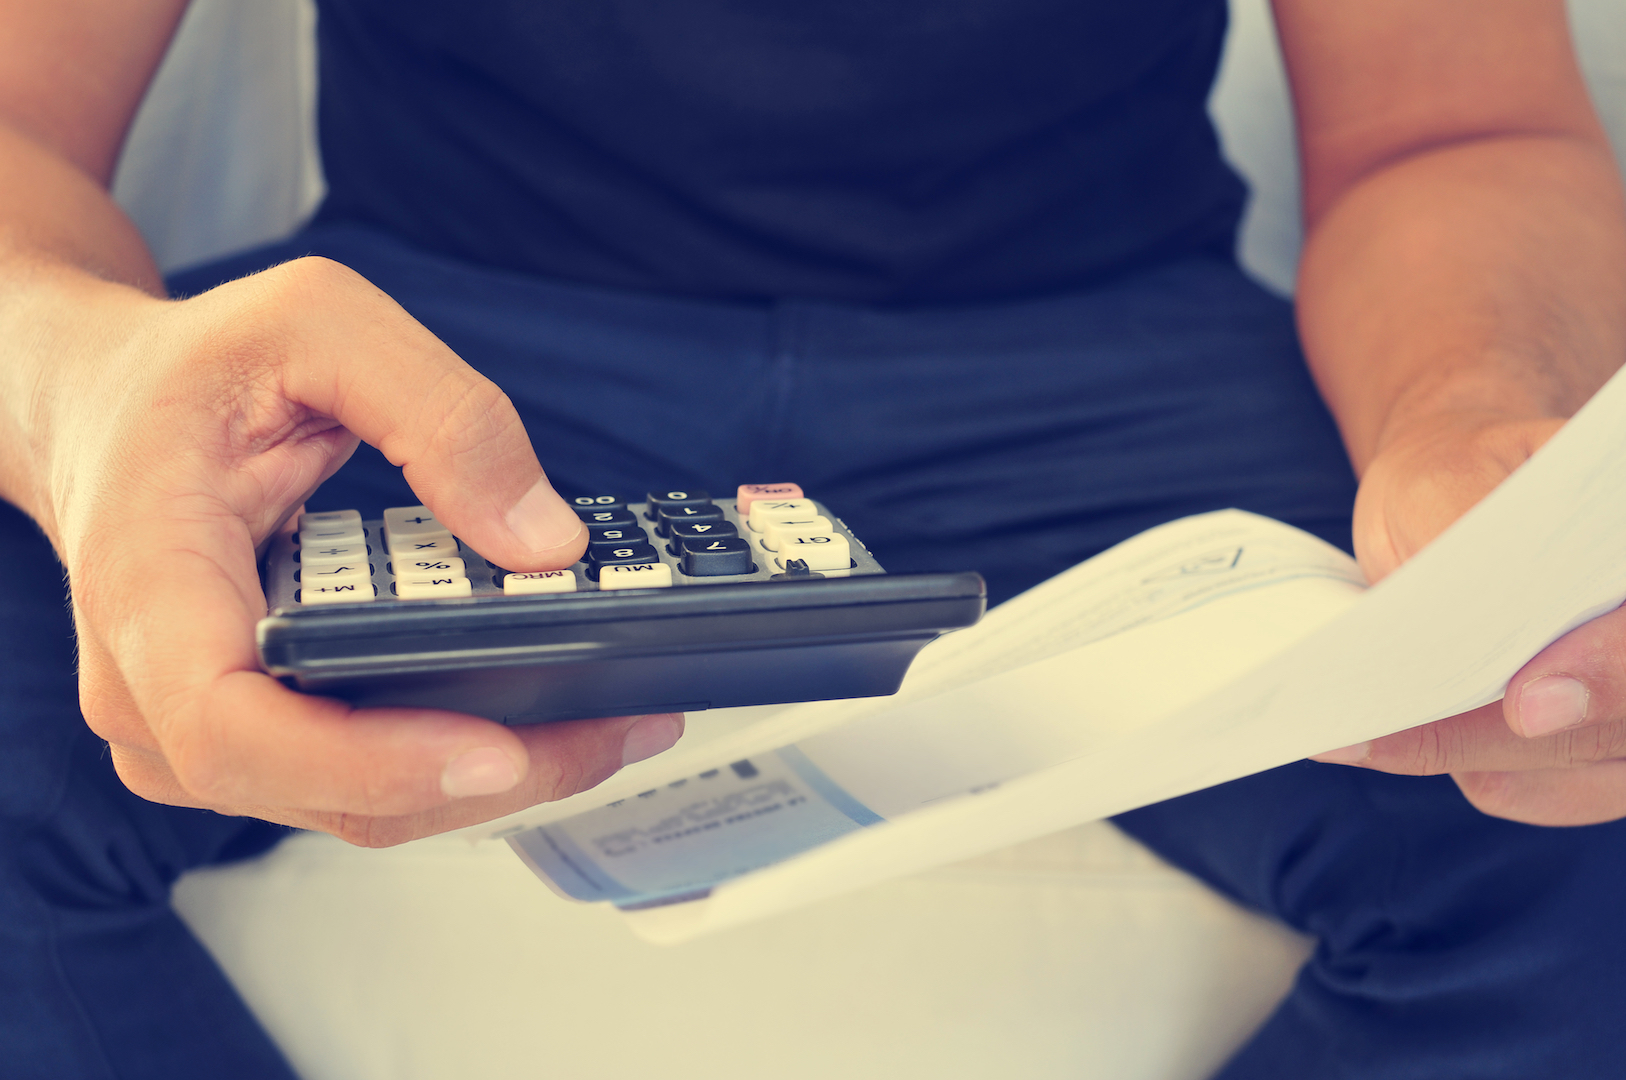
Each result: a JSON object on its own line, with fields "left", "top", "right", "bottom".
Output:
{"left": 1452, "top": 771, "right": 1524, "bottom": 820}
{"left": 258, "top": 255, "right": 359, "bottom": 300}
{"left": 107, "top": 745, "right": 194, "bottom": 808}
{"left": 352, "top": 765, "right": 405, "bottom": 820}
{"left": 528, "top": 754, "right": 590, "bottom": 802}
{"left": 79, "top": 682, "right": 135, "bottom": 744}
{"left": 1397, "top": 722, "right": 1456, "bottom": 775}
{"left": 161, "top": 722, "right": 232, "bottom": 804}
{"left": 330, "top": 812, "right": 414, "bottom": 849}
{"left": 427, "top": 376, "right": 521, "bottom": 461}
{"left": 1557, "top": 721, "right": 1626, "bottom": 765}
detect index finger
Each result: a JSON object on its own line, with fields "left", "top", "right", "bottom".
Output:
{"left": 1313, "top": 701, "right": 1626, "bottom": 774}
{"left": 225, "top": 259, "right": 587, "bottom": 571}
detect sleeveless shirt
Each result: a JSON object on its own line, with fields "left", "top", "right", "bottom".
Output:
{"left": 313, "top": 1, "right": 1245, "bottom": 305}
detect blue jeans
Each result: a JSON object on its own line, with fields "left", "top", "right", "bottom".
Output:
{"left": 5, "top": 221, "right": 1623, "bottom": 1077}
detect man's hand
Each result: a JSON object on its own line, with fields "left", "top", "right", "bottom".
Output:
{"left": 0, "top": 2, "right": 681, "bottom": 848}
{"left": 1316, "top": 410, "right": 1626, "bottom": 826}
{"left": 31, "top": 256, "right": 682, "bottom": 847}
{"left": 1269, "top": 0, "right": 1626, "bottom": 824}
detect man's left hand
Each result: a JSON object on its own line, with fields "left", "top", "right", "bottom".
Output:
{"left": 1316, "top": 409, "right": 1626, "bottom": 825}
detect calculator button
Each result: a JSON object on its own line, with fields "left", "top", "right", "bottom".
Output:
{"left": 386, "top": 533, "right": 459, "bottom": 558}
{"left": 396, "top": 557, "right": 466, "bottom": 577}
{"left": 299, "top": 523, "right": 366, "bottom": 547}
{"left": 587, "top": 526, "right": 646, "bottom": 548}
{"left": 503, "top": 570, "right": 578, "bottom": 595}
{"left": 569, "top": 495, "right": 625, "bottom": 511}
{"left": 599, "top": 562, "right": 674, "bottom": 589}
{"left": 669, "top": 520, "right": 738, "bottom": 543}
{"left": 299, "top": 582, "right": 375, "bottom": 605}
{"left": 656, "top": 503, "right": 726, "bottom": 535}
{"left": 735, "top": 483, "right": 803, "bottom": 514}
{"left": 394, "top": 575, "right": 473, "bottom": 599}
{"left": 644, "top": 490, "right": 711, "bottom": 519}
{"left": 760, "top": 517, "right": 834, "bottom": 551}
{"left": 383, "top": 506, "right": 449, "bottom": 538}
{"left": 575, "top": 507, "right": 638, "bottom": 528}
{"left": 747, "top": 498, "right": 818, "bottom": 530}
{"left": 300, "top": 563, "right": 371, "bottom": 587}
{"left": 299, "top": 542, "right": 370, "bottom": 568}
{"left": 589, "top": 540, "right": 660, "bottom": 566}
{"left": 769, "top": 558, "right": 825, "bottom": 580}
{"left": 775, "top": 532, "right": 851, "bottom": 570}
{"left": 299, "top": 509, "right": 362, "bottom": 531}
{"left": 679, "top": 536, "right": 754, "bottom": 576}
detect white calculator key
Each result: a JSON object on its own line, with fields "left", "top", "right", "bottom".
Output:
{"left": 598, "top": 562, "right": 674, "bottom": 589}
{"left": 299, "top": 523, "right": 366, "bottom": 547}
{"left": 760, "top": 516, "right": 833, "bottom": 551}
{"left": 397, "top": 557, "right": 467, "bottom": 577}
{"left": 299, "top": 582, "right": 375, "bottom": 605}
{"left": 776, "top": 532, "right": 851, "bottom": 570}
{"left": 386, "top": 532, "right": 458, "bottom": 558}
{"left": 503, "top": 570, "right": 578, "bottom": 595}
{"left": 383, "top": 506, "right": 449, "bottom": 538}
{"left": 747, "top": 498, "right": 818, "bottom": 530}
{"left": 298, "top": 509, "right": 362, "bottom": 531}
{"left": 299, "top": 542, "right": 370, "bottom": 568}
{"left": 300, "top": 563, "right": 371, "bottom": 588}
{"left": 395, "top": 575, "right": 473, "bottom": 600}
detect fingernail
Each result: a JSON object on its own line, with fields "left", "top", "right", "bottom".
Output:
{"left": 505, "top": 479, "right": 584, "bottom": 554}
{"left": 622, "top": 714, "right": 683, "bottom": 767}
{"left": 1517, "top": 675, "right": 1590, "bottom": 738}
{"left": 441, "top": 747, "right": 521, "bottom": 798}
{"left": 1312, "top": 741, "right": 1371, "bottom": 765}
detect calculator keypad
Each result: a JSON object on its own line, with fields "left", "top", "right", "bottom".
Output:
{"left": 270, "top": 486, "right": 880, "bottom": 607}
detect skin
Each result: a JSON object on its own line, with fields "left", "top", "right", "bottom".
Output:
{"left": 0, "top": 0, "right": 682, "bottom": 847}
{"left": 1275, "top": 0, "right": 1626, "bottom": 824}
{"left": 0, "top": 0, "right": 1619, "bottom": 840}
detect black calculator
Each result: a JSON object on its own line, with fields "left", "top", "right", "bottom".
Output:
{"left": 256, "top": 484, "right": 985, "bottom": 723}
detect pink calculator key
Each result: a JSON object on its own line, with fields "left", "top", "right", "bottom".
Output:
{"left": 736, "top": 483, "right": 803, "bottom": 514}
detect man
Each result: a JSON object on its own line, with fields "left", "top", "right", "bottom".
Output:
{"left": 2, "top": 1, "right": 1624, "bottom": 1076}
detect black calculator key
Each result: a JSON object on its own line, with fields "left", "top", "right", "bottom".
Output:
{"left": 669, "top": 520, "right": 738, "bottom": 543}
{"left": 680, "top": 535, "right": 755, "bottom": 576}
{"left": 589, "top": 540, "right": 660, "bottom": 566}
{"left": 575, "top": 506, "right": 637, "bottom": 528}
{"left": 587, "top": 526, "right": 646, "bottom": 548}
{"left": 655, "top": 503, "right": 726, "bottom": 535}
{"left": 569, "top": 494, "right": 625, "bottom": 511}
{"left": 644, "top": 489, "right": 711, "bottom": 519}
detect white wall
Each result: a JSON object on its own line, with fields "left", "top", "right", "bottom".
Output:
{"left": 111, "top": 0, "right": 322, "bottom": 274}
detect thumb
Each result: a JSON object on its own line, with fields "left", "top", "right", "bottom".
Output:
{"left": 1504, "top": 603, "right": 1626, "bottom": 740}
{"left": 255, "top": 258, "right": 586, "bottom": 570}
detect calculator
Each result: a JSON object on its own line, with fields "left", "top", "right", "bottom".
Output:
{"left": 256, "top": 483, "right": 986, "bottom": 723}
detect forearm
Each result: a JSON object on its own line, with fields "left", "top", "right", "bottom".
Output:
{"left": 0, "top": 119, "right": 168, "bottom": 534}
{"left": 1296, "top": 132, "right": 1626, "bottom": 474}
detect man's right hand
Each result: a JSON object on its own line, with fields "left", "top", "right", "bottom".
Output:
{"left": 23, "top": 255, "right": 683, "bottom": 846}
{"left": 0, "top": 2, "right": 681, "bottom": 845}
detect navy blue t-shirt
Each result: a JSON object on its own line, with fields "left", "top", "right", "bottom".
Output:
{"left": 313, "top": 1, "right": 1245, "bottom": 305}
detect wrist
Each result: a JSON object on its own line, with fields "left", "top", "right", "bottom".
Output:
{"left": 0, "top": 260, "right": 167, "bottom": 547}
